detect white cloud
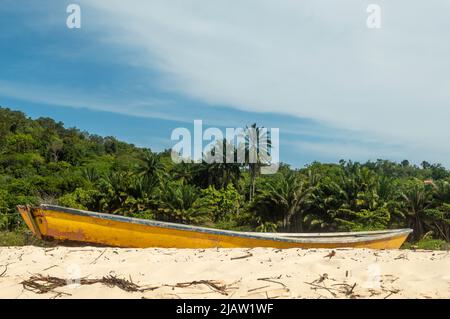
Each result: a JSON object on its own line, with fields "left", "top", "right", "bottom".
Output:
{"left": 78, "top": 0, "right": 450, "bottom": 165}
{"left": 3, "top": 1, "right": 448, "bottom": 165}
{"left": 0, "top": 80, "right": 182, "bottom": 123}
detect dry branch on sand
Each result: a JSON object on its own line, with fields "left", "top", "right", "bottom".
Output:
{"left": 20, "top": 274, "right": 230, "bottom": 296}
{"left": 167, "top": 280, "right": 229, "bottom": 295}
{"left": 21, "top": 274, "right": 141, "bottom": 294}
{"left": 0, "top": 264, "right": 9, "bottom": 277}
{"left": 305, "top": 274, "right": 359, "bottom": 298}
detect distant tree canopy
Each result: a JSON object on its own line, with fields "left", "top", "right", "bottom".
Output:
{"left": 0, "top": 107, "right": 449, "bottom": 242}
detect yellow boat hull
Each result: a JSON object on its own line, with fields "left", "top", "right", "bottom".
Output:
{"left": 18, "top": 205, "right": 412, "bottom": 249}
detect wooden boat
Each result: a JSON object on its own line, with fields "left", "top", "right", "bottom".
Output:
{"left": 18, "top": 205, "right": 412, "bottom": 249}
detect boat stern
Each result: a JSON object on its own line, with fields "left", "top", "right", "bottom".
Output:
{"left": 17, "top": 205, "right": 42, "bottom": 239}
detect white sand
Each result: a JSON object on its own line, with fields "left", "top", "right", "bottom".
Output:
{"left": 0, "top": 246, "right": 449, "bottom": 299}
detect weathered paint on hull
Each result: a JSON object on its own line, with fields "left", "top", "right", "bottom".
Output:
{"left": 18, "top": 206, "right": 411, "bottom": 249}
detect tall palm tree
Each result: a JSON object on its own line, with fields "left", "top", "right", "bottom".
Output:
{"left": 243, "top": 123, "right": 272, "bottom": 201}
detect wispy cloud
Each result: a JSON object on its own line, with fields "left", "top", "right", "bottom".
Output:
{"left": 0, "top": 80, "right": 184, "bottom": 122}
{"left": 78, "top": 0, "right": 450, "bottom": 164}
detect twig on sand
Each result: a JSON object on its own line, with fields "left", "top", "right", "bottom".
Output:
{"left": 90, "top": 249, "right": 107, "bottom": 264}
{"left": 21, "top": 273, "right": 232, "bottom": 297}
{"left": 141, "top": 280, "right": 231, "bottom": 295}
{"left": 313, "top": 273, "right": 328, "bottom": 284}
{"left": 21, "top": 274, "right": 141, "bottom": 294}
{"left": 257, "top": 275, "right": 287, "bottom": 288}
{"left": 324, "top": 250, "right": 336, "bottom": 260}
{"left": 332, "top": 282, "right": 357, "bottom": 296}
{"left": 67, "top": 249, "right": 97, "bottom": 253}
{"left": 169, "top": 280, "right": 229, "bottom": 295}
{"left": 369, "top": 289, "right": 381, "bottom": 297}
{"left": 394, "top": 253, "right": 409, "bottom": 260}
{"left": 0, "top": 263, "right": 14, "bottom": 277}
{"left": 0, "top": 264, "right": 9, "bottom": 277}
{"left": 248, "top": 285, "right": 270, "bottom": 292}
{"left": 50, "top": 291, "right": 72, "bottom": 299}
{"left": 22, "top": 275, "right": 68, "bottom": 294}
{"left": 42, "top": 265, "right": 58, "bottom": 271}
{"left": 231, "top": 253, "right": 253, "bottom": 260}
{"left": 304, "top": 282, "right": 337, "bottom": 297}
{"left": 383, "top": 289, "right": 400, "bottom": 299}
{"left": 347, "top": 283, "right": 357, "bottom": 295}
{"left": 306, "top": 274, "right": 358, "bottom": 298}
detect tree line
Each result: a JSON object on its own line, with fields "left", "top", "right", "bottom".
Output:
{"left": 0, "top": 107, "right": 449, "bottom": 244}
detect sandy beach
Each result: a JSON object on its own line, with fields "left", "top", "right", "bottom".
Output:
{"left": 0, "top": 246, "right": 449, "bottom": 299}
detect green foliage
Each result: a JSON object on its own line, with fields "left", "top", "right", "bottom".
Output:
{"left": 333, "top": 208, "right": 391, "bottom": 231}
{"left": 402, "top": 237, "right": 450, "bottom": 250}
{"left": 0, "top": 188, "right": 38, "bottom": 230}
{"left": 0, "top": 231, "right": 27, "bottom": 246}
{"left": 250, "top": 171, "right": 313, "bottom": 231}
{"left": 0, "top": 107, "right": 449, "bottom": 246}
{"left": 0, "top": 231, "right": 49, "bottom": 247}
{"left": 58, "top": 188, "right": 101, "bottom": 210}
{"left": 155, "top": 181, "right": 205, "bottom": 223}
{"left": 193, "top": 184, "right": 243, "bottom": 222}
{"left": 129, "top": 210, "right": 155, "bottom": 221}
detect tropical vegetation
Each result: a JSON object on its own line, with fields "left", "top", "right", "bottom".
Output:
{"left": 1, "top": 107, "right": 449, "bottom": 247}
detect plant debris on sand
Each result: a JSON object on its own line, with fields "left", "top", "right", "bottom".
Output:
{"left": 21, "top": 274, "right": 141, "bottom": 294}
{"left": 20, "top": 274, "right": 230, "bottom": 296}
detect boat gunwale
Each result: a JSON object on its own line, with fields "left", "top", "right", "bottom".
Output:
{"left": 34, "top": 204, "right": 413, "bottom": 245}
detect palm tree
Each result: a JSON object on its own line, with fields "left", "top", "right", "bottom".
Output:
{"left": 138, "top": 150, "right": 164, "bottom": 181}
{"left": 127, "top": 175, "right": 159, "bottom": 212}
{"left": 426, "top": 180, "right": 450, "bottom": 241}
{"left": 171, "top": 161, "right": 194, "bottom": 184}
{"left": 431, "top": 180, "right": 450, "bottom": 203}
{"left": 82, "top": 166, "right": 99, "bottom": 184}
{"left": 100, "top": 171, "right": 133, "bottom": 212}
{"left": 305, "top": 165, "right": 395, "bottom": 232}
{"left": 401, "top": 182, "right": 433, "bottom": 240}
{"left": 199, "top": 139, "right": 242, "bottom": 189}
{"left": 243, "top": 123, "right": 272, "bottom": 201}
{"left": 252, "top": 172, "right": 313, "bottom": 231}
{"left": 156, "top": 181, "right": 205, "bottom": 223}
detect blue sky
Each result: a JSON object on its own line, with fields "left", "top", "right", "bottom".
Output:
{"left": 1, "top": 1, "right": 450, "bottom": 167}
